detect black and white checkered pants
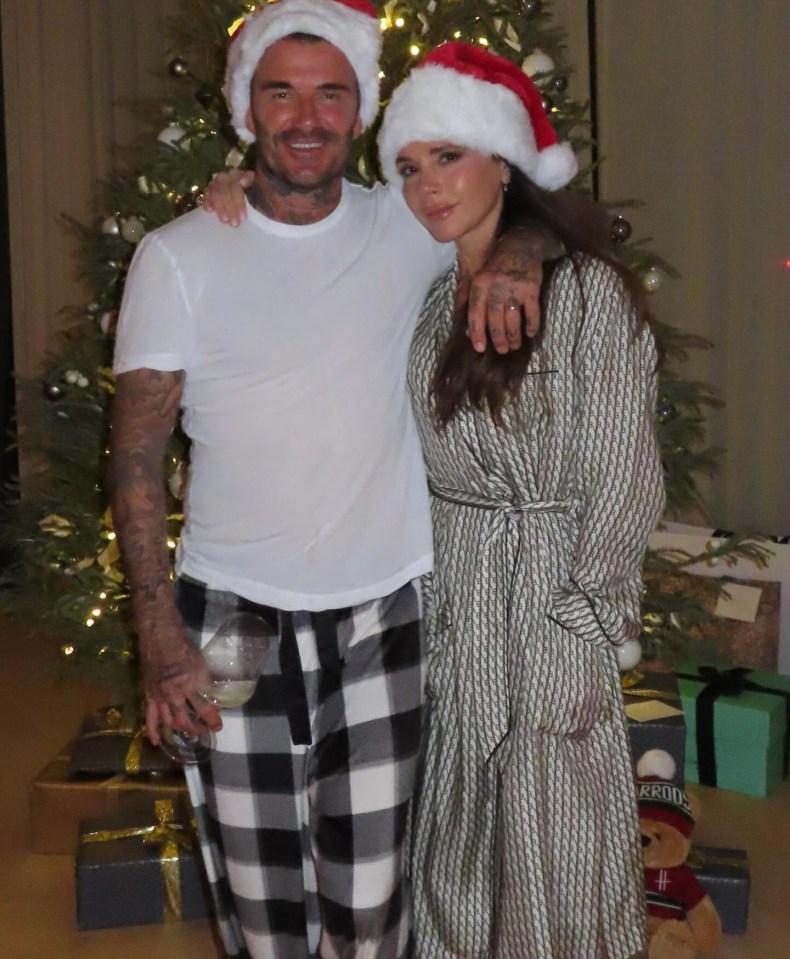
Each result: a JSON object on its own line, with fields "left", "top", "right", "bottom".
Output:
{"left": 177, "top": 575, "right": 425, "bottom": 959}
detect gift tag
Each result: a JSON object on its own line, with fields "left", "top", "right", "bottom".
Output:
{"left": 715, "top": 583, "right": 762, "bottom": 623}
{"left": 625, "top": 700, "right": 684, "bottom": 723}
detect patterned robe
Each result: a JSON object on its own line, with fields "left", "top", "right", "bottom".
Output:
{"left": 406, "top": 256, "right": 665, "bottom": 959}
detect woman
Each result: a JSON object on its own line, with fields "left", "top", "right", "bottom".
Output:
{"left": 375, "top": 43, "right": 665, "bottom": 959}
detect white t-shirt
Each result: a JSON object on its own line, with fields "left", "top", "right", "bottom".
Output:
{"left": 114, "top": 181, "right": 452, "bottom": 610}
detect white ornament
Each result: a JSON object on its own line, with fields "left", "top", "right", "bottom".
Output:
{"left": 76, "top": 375, "right": 90, "bottom": 389}
{"left": 616, "top": 638, "right": 643, "bottom": 672}
{"left": 121, "top": 216, "right": 146, "bottom": 244}
{"left": 522, "top": 48, "right": 555, "bottom": 80}
{"left": 98, "top": 311, "right": 115, "bottom": 335}
{"left": 158, "top": 124, "right": 188, "bottom": 148}
{"left": 642, "top": 266, "right": 663, "bottom": 293}
{"left": 64, "top": 370, "right": 80, "bottom": 385}
{"left": 101, "top": 215, "right": 120, "bottom": 236}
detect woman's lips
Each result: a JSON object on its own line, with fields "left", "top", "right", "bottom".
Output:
{"left": 424, "top": 204, "right": 456, "bottom": 221}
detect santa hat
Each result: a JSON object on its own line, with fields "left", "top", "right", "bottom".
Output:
{"left": 224, "top": 0, "right": 383, "bottom": 144}
{"left": 378, "top": 41, "right": 578, "bottom": 191}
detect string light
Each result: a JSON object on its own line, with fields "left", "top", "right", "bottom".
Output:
{"left": 478, "top": 37, "right": 489, "bottom": 46}
{"left": 410, "top": 44, "right": 420, "bottom": 56}
{"left": 379, "top": 17, "right": 390, "bottom": 30}
{"left": 86, "top": 618, "right": 96, "bottom": 627}
{"left": 107, "top": 532, "right": 116, "bottom": 541}
{"left": 228, "top": 16, "right": 246, "bottom": 37}
{"left": 63, "top": 645, "right": 76, "bottom": 657}
{"left": 167, "top": 539, "right": 177, "bottom": 550}
{"left": 395, "top": 17, "right": 405, "bottom": 27}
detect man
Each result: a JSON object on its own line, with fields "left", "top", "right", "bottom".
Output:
{"left": 110, "top": 2, "right": 552, "bottom": 957}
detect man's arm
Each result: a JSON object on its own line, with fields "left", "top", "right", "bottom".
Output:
{"left": 202, "top": 171, "right": 562, "bottom": 353}
{"left": 468, "top": 222, "right": 565, "bottom": 354}
{"left": 109, "top": 368, "right": 221, "bottom": 744}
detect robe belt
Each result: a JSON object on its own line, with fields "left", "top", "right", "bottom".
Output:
{"left": 430, "top": 482, "right": 574, "bottom": 546}
{"left": 428, "top": 481, "right": 576, "bottom": 759}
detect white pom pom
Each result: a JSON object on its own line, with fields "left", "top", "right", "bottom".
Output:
{"left": 616, "top": 638, "right": 642, "bottom": 672}
{"left": 637, "top": 749, "right": 676, "bottom": 781}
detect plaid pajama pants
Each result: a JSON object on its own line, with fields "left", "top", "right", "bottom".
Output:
{"left": 176, "top": 575, "right": 426, "bottom": 959}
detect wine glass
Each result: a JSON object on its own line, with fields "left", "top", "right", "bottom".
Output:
{"left": 161, "top": 610, "right": 276, "bottom": 764}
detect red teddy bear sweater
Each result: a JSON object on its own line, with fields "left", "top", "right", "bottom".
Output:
{"left": 644, "top": 865, "right": 707, "bottom": 921}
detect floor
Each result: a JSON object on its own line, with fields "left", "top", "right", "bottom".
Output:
{"left": 1, "top": 613, "right": 788, "bottom": 958}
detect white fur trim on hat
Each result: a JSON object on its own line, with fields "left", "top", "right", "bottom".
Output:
{"left": 378, "top": 63, "right": 578, "bottom": 190}
{"left": 224, "top": 0, "right": 382, "bottom": 144}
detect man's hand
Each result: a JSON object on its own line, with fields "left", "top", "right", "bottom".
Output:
{"left": 203, "top": 169, "right": 254, "bottom": 226}
{"left": 468, "top": 255, "right": 542, "bottom": 354}
{"left": 468, "top": 222, "right": 565, "bottom": 354}
{"left": 139, "top": 621, "right": 222, "bottom": 745}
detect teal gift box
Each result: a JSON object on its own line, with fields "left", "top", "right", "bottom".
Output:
{"left": 677, "top": 661, "right": 790, "bottom": 797}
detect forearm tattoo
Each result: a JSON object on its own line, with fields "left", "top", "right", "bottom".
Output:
{"left": 109, "top": 369, "right": 185, "bottom": 642}
{"left": 495, "top": 221, "right": 566, "bottom": 265}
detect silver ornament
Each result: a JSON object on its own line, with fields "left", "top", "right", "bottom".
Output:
{"left": 101, "top": 215, "right": 120, "bottom": 236}
{"left": 642, "top": 266, "right": 663, "bottom": 293}
{"left": 43, "top": 382, "right": 63, "bottom": 400}
{"left": 611, "top": 216, "right": 633, "bottom": 242}
{"left": 64, "top": 370, "right": 80, "bottom": 385}
{"left": 169, "top": 57, "right": 189, "bottom": 78}
{"left": 121, "top": 216, "right": 146, "bottom": 244}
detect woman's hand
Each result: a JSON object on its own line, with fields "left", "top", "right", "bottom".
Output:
{"left": 204, "top": 169, "right": 254, "bottom": 226}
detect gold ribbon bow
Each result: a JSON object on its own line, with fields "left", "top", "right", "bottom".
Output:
{"left": 79, "top": 706, "right": 146, "bottom": 774}
{"left": 688, "top": 848, "right": 747, "bottom": 871}
{"left": 621, "top": 670, "right": 681, "bottom": 701}
{"left": 81, "top": 799, "right": 192, "bottom": 920}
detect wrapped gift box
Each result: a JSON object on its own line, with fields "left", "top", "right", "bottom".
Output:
{"left": 68, "top": 705, "right": 181, "bottom": 778}
{"left": 623, "top": 669, "right": 686, "bottom": 785}
{"left": 650, "top": 522, "right": 790, "bottom": 674}
{"left": 29, "top": 743, "right": 187, "bottom": 854}
{"left": 690, "top": 846, "right": 750, "bottom": 935}
{"left": 677, "top": 661, "right": 790, "bottom": 797}
{"left": 76, "top": 799, "right": 211, "bottom": 930}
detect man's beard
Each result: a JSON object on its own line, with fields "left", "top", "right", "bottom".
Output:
{"left": 257, "top": 126, "right": 353, "bottom": 194}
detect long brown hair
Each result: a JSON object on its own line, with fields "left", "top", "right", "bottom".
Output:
{"left": 431, "top": 166, "right": 649, "bottom": 429}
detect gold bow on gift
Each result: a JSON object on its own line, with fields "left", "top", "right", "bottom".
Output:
{"left": 79, "top": 706, "right": 146, "bottom": 774}
{"left": 688, "top": 848, "right": 747, "bottom": 871}
{"left": 81, "top": 799, "right": 192, "bottom": 920}
{"left": 620, "top": 671, "right": 681, "bottom": 701}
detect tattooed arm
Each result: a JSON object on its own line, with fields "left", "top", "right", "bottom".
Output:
{"left": 468, "top": 222, "right": 565, "bottom": 354}
{"left": 109, "top": 368, "right": 221, "bottom": 744}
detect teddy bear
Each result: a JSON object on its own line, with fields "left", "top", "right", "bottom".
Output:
{"left": 636, "top": 750, "right": 722, "bottom": 959}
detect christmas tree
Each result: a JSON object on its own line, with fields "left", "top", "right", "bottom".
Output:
{"left": 0, "top": 0, "right": 768, "bottom": 698}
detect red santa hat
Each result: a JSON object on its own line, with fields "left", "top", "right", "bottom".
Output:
{"left": 224, "top": 0, "right": 383, "bottom": 144}
{"left": 378, "top": 41, "right": 578, "bottom": 191}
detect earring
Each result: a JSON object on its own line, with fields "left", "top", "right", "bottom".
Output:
{"left": 502, "top": 180, "right": 510, "bottom": 194}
